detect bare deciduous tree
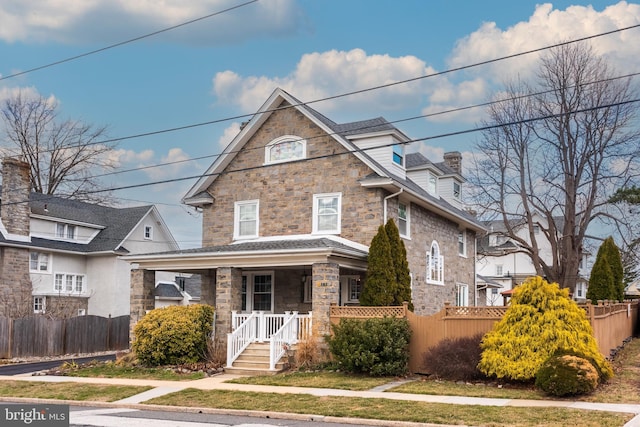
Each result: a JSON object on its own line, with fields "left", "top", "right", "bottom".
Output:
{"left": 470, "top": 42, "right": 640, "bottom": 292}
{"left": 0, "top": 91, "right": 116, "bottom": 203}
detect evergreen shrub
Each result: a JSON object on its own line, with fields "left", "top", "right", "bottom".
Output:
{"left": 478, "top": 276, "right": 612, "bottom": 382}
{"left": 132, "top": 304, "right": 215, "bottom": 366}
{"left": 327, "top": 317, "right": 411, "bottom": 376}
{"left": 535, "top": 354, "right": 599, "bottom": 397}
{"left": 422, "top": 333, "right": 486, "bottom": 381}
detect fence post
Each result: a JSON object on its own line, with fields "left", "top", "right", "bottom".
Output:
{"left": 402, "top": 301, "right": 408, "bottom": 317}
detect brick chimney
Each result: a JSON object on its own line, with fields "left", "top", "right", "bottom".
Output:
{"left": 1, "top": 157, "right": 31, "bottom": 236}
{"left": 443, "top": 151, "right": 462, "bottom": 175}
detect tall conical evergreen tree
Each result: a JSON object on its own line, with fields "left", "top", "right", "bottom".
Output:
{"left": 385, "top": 219, "right": 413, "bottom": 309}
{"left": 603, "top": 237, "right": 624, "bottom": 301}
{"left": 587, "top": 240, "right": 616, "bottom": 303}
{"left": 360, "top": 225, "right": 395, "bottom": 306}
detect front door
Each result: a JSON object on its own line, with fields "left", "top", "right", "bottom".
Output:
{"left": 242, "top": 271, "right": 274, "bottom": 312}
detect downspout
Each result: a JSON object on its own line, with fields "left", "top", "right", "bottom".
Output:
{"left": 383, "top": 189, "right": 403, "bottom": 224}
{"left": 474, "top": 235, "right": 478, "bottom": 306}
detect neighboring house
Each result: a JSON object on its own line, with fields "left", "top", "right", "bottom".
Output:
{"left": 124, "top": 88, "right": 485, "bottom": 362}
{"left": 0, "top": 157, "right": 179, "bottom": 318}
{"left": 154, "top": 274, "right": 202, "bottom": 308}
{"left": 476, "top": 213, "right": 590, "bottom": 305}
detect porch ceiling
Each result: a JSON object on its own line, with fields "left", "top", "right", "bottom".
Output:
{"left": 123, "top": 237, "right": 369, "bottom": 272}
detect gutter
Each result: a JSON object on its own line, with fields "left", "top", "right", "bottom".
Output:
{"left": 383, "top": 189, "right": 403, "bottom": 224}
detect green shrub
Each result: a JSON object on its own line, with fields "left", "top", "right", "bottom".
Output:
{"left": 132, "top": 304, "right": 215, "bottom": 366}
{"left": 423, "top": 333, "right": 486, "bottom": 381}
{"left": 478, "top": 276, "right": 612, "bottom": 382}
{"left": 327, "top": 317, "right": 411, "bottom": 376}
{"left": 535, "top": 354, "right": 599, "bottom": 397}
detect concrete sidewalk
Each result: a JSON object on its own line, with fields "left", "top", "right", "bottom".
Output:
{"left": 2, "top": 373, "right": 640, "bottom": 426}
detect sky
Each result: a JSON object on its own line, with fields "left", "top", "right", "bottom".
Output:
{"left": 0, "top": 0, "right": 639, "bottom": 249}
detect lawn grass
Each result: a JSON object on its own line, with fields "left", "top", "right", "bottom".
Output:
{"left": 60, "top": 361, "right": 205, "bottom": 381}
{"left": 0, "top": 380, "right": 150, "bottom": 402}
{"left": 227, "top": 371, "right": 393, "bottom": 391}
{"left": 145, "top": 388, "right": 632, "bottom": 427}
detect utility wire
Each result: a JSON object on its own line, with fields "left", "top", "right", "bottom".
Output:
{"left": 6, "top": 95, "right": 634, "bottom": 205}
{"left": 0, "top": 0, "right": 259, "bottom": 81}
{"left": 9, "top": 22, "right": 640, "bottom": 158}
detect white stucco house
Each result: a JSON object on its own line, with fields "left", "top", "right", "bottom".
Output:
{"left": 0, "top": 157, "right": 179, "bottom": 318}
{"left": 476, "top": 213, "right": 591, "bottom": 305}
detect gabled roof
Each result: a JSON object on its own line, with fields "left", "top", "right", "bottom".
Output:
{"left": 406, "top": 152, "right": 459, "bottom": 177}
{"left": 182, "top": 88, "right": 484, "bottom": 232}
{"left": 0, "top": 188, "right": 177, "bottom": 253}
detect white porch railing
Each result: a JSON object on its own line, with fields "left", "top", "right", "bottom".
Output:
{"left": 226, "top": 311, "right": 258, "bottom": 367}
{"left": 228, "top": 311, "right": 312, "bottom": 370}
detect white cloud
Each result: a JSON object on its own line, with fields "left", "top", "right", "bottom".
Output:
{"left": 213, "top": 48, "right": 440, "bottom": 117}
{"left": 448, "top": 2, "right": 640, "bottom": 83}
{"left": 0, "top": 0, "right": 304, "bottom": 45}
{"left": 218, "top": 122, "right": 242, "bottom": 150}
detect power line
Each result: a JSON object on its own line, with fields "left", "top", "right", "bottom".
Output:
{"left": 9, "top": 22, "right": 640, "bottom": 159}
{"left": 0, "top": 0, "right": 259, "bottom": 82}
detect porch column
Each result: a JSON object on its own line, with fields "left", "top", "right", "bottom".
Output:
{"left": 311, "top": 262, "right": 340, "bottom": 337}
{"left": 129, "top": 268, "right": 155, "bottom": 342}
{"left": 199, "top": 270, "right": 216, "bottom": 306}
{"left": 214, "top": 267, "right": 242, "bottom": 351}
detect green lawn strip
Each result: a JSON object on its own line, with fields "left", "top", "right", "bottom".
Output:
{"left": 63, "top": 363, "right": 205, "bottom": 381}
{"left": 0, "top": 380, "right": 151, "bottom": 402}
{"left": 388, "top": 379, "right": 546, "bottom": 400}
{"left": 145, "top": 389, "right": 631, "bottom": 427}
{"left": 226, "top": 371, "right": 393, "bottom": 391}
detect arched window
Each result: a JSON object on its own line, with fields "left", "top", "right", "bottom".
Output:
{"left": 426, "top": 240, "right": 444, "bottom": 285}
{"left": 265, "top": 135, "right": 306, "bottom": 164}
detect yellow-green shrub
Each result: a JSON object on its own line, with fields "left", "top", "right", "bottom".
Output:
{"left": 132, "top": 304, "right": 215, "bottom": 366}
{"left": 478, "top": 276, "right": 612, "bottom": 382}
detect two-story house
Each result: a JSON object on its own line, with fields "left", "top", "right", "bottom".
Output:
{"left": 125, "top": 88, "right": 485, "bottom": 369}
{"left": 0, "top": 157, "right": 179, "bottom": 318}
{"left": 477, "top": 213, "right": 591, "bottom": 305}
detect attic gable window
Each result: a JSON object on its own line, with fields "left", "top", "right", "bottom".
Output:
{"left": 56, "top": 223, "right": 76, "bottom": 240}
{"left": 393, "top": 144, "right": 404, "bottom": 166}
{"left": 265, "top": 135, "right": 306, "bottom": 164}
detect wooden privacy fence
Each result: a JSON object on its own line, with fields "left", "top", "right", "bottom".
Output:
{"left": 330, "top": 301, "right": 639, "bottom": 374}
{"left": 0, "top": 315, "right": 130, "bottom": 359}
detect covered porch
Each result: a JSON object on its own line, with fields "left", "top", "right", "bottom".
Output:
{"left": 125, "top": 236, "right": 369, "bottom": 372}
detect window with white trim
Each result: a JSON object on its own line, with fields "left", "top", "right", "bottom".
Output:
{"left": 428, "top": 173, "right": 437, "bottom": 195}
{"left": 393, "top": 144, "right": 404, "bottom": 166}
{"left": 56, "top": 223, "right": 76, "bottom": 240}
{"left": 234, "top": 200, "right": 259, "bottom": 239}
{"left": 575, "top": 282, "right": 586, "bottom": 299}
{"left": 54, "top": 273, "right": 86, "bottom": 293}
{"left": 29, "top": 252, "right": 50, "bottom": 272}
{"left": 453, "top": 181, "right": 461, "bottom": 200}
{"left": 312, "top": 193, "right": 341, "bottom": 234}
{"left": 426, "top": 241, "right": 444, "bottom": 285}
{"left": 33, "top": 296, "right": 45, "bottom": 314}
{"left": 398, "top": 202, "right": 409, "bottom": 238}
{"left": 241, "top": 272, "right": 274, "bottom": 312}
{"left": 144, "top": 225, "right": 153, "bottom": 240}
{"left": 77, "top": 308, "right": 86, "bottom": 316}
{"left": 456, "top": 283, "right": 469, "bottom": 306}
{"left": 496, "top": 264, "right": 503, "bottom": 276}
{"left": 458, "top": 230, "right": 466, "bottom": 256}
{"left": 265, "top": 135, "right": 306, "bottom": 164}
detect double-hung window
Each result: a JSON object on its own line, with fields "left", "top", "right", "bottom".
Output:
{"left": 33, "top": 297, "right": 45, "bottom": 314}
{"left": 56, "top": 223, "right": 76, "bottom": 240}
{"left": 393, "top": 144, "right": 404, "bottom": 166}
{"left": 144, "top": 225, "right": 153, "bottom": 240}
{"left": 453, "top": 181, "right": 461, "bottom": 200}
{"left": 398, "top": 202, "right": 409, "bottom": 238}
{"left": 54, "top": 273, "right": 86, "bottom": 293}
{"left": 29, "top": 252, "right": 50, "bottom": 272}
{"left": 313, "top": 193, "right": 341, "bottom": 234}
{"left": 458, "top": 230, "right": 466, "bottom": 257}
{"left": 234, "top": 200, "right": 259, "bottom": 239}
{"left": 426, "top": 241, "right": 444, "bottom": 285}
{"left": 456, "top": 283, "right": 469, "bottom": 306}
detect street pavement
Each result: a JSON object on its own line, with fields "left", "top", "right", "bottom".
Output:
{"left": 1, "top": 371, "right": 640, "bottom": 427}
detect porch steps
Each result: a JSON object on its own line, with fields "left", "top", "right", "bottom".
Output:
{"left": 225, "top": 342, "right": 289, "bottom": 376}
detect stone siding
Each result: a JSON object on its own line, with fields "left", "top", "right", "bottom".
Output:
{"left": 129, "top": 269, "right": 155, "bottom": 340}
{"left": 0, "top": 248, "right": 33, "bottom": 317}
{"left": 1, "top": 158, "right": 31, "bottom": 236}
{"left": 202, "top": 100, "right": 383, "bottom": 247}
{"left": 311, "top": 262, "right": 340, "bottom": 336}
{"left": 388, "top": 198, "right": 477, "bottom": 315}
